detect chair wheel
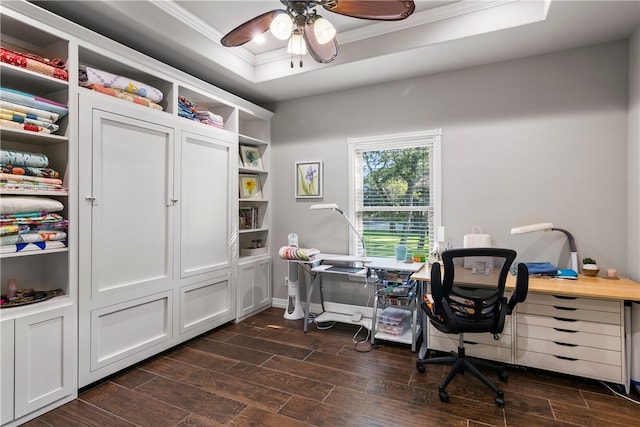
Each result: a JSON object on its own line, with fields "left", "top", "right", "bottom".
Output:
{"left": 495, "top": 391, "right": 505, "bottom": 407}
{"left": 416, "top": 362, "right": 425, "bottom": 373}
{"left": 438, "top": 386, "right": 449, "bottom": 403}
{"left": 498, "top": 368, "right": 508, "bottom": 382}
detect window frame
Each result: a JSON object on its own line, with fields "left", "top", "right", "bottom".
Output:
{"left": 347, "top": 129, "right": 442, "bottom": 257}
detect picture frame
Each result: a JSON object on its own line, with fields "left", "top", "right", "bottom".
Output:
{"left": 239, "top": 174, "right": 262, "bottom": 200}
{"left": 295, "top": 161, "right": 323, "bottom": 198}
{"left": 240, "top": 145, "right": 262, "bottom": 169}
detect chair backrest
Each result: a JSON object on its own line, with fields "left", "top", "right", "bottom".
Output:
{"left": 429, "top": 247, "right": 523, "bottom": 335}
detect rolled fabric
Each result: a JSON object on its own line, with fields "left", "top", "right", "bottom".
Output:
{"left": 0, "top": 173, "right": 62, "bottom": 185}
{"left": 278, "top": 246, "right": 320, "bottom": 261}
{"left": 1, "top": 230, "right": 67, "bottom": 246}
{"left": 79, "top": 65, "right": 163, "bottom": 103}
{"left": 0, "top": 100, "right": 61, "bottom": 123}
{"left": 0, "top": 87, "right": 69, "bottom": 118}
{"left": 0, "top": 196, "right": 64, "bottom": 215}
{"left": 1, "top": 164, "right": 60, "bottom": 178}
{"left": 0, "top": 149, "right": 49, "bottom": 168}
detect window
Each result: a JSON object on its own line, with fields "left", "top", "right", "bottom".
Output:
{"left": 348, "top": 129, "right": 441, "bottom": 258}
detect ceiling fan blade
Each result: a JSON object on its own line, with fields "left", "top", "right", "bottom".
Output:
{"left": 221, "top": 9, "right": 284, "bottom": 47}
{"left": 303, "top": 23, "right": 338, "bottom": 63}
{"left": 323, "top": 0, "right": 415, "bottom": 21}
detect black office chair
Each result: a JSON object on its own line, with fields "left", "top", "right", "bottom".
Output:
{"left": 416, "top": 247, "right": 528, "bottom": 407}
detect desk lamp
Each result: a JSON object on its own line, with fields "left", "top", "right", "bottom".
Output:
{"left": 510, "top": 222, "right": 578, "bottom": 273}
{"left": 310, "top": 203, "right": 366, "bottom": 257}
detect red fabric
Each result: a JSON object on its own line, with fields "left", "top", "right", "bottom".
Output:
{"left": 0, "top": 47, "right": 68, "bottom": 81}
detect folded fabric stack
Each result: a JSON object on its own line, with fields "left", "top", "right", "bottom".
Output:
{"left": 0, "top": 47, "right": 68, "bottom": 81}
{"left": 79, "top": 65, "right": 164, "bottom": 111}
{"left": 0, "top": 87, "right": 68, "bottom": 134}
{"left": 178, "top": 95, "right": 197, "bottom": 120}
{"left": 178, "top": 95, "right": 225, "bottom": 128}
{"left": 278, "top": 246, "right": 320, "bottom": 261}
{"left": 0, "top": 196, "right": 68, "bottom": 254}
{"left": 1, "top": 148, "right": 64, "bottom": 192}
{"left": 195, "top": 110, "right": 224, "bottom": 129}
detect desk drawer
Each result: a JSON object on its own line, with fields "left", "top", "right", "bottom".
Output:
{"left": 522, "top": 294, "right": 621, "bottom": 313}
{"left": 429, "top": 336, "right": 512, "bottom": 363}
{"left": 517, "top": 323, "right": 621, "bottom": 350}
{"left": 516, "top": 349, "right": 623, "bottom": 383}
{"left": 516, "top": 313, "right": 620, "bottom": 336}
{"left": 517, "top": 336, "right": 622, "bottom": 365}
{"left": 518, "top": 303, "right": 621, "bottom": 324}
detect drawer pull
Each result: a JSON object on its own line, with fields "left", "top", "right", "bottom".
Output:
{"left": 463, "top": 341, "right": 478, "bottom": 345}
{"left": 552, "top": 295, "right": 577, "bottom": 300}
{"left": 553, "top": 317, "right": 577, "bottom": 323}
{"left": 553, "top": 306, "right": 577, "bottom": 311}
{"left": 554, "top": 355, "right": 578, "bottom": 361}
{"left": 554, "top": 341, "right": 578, "bottom": 347}
{"left": 553, "top": 328, "right": 577, "bottom": 333}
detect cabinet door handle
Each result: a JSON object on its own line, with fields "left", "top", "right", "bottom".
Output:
{"left": 463, "top": 340, "right": 478, "bottom": 345}
{"left": 554, "top": 341, "right": 578, "bottom": 347}
{"left": 553, "top": 306, "right": 577, "bottom": 311}
{"left": 554, "top": 328, "right": 577, "bottom": 333}
{"left": 553, "top": 317, "right": 577, "bottom": 322}
{"left": 553, "top": 295, "right": 577, "bottom": 300}
{"left": 85, "top": 196, "right": 98, "bottom": 206}
{"left": 554, "top": 355, "right": 578, "bottom": 361}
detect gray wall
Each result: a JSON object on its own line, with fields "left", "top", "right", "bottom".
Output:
{"left": 628, "top": 28, "right": 640, "bottom": 282}
{"left": 270, "top": 40, "right": 634, "bottom": 301}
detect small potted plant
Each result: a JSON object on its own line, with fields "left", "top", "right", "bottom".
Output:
{"left": 582, "top": 257, "right": 599, "bottom": 277}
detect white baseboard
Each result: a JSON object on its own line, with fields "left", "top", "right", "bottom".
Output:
{"left": 271, "top": 298, "right": 373, "bottom": 317}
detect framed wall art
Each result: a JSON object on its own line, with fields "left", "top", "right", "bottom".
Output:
{"left": 240, "top": 145, "right": 262, "bottom": 169}
{"left": 239, "top": 174, "right": 262, "bottom": 200}
{"left": 295, "top": 161, "right": 322, "bottom": 199}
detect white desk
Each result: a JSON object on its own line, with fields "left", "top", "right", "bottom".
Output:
{"left": 297, "top": 254, "right": 425, "bottom": 349}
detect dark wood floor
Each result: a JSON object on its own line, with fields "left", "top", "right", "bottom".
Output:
{"left": 25, "top": 307, "right": 640, "bottom": 427}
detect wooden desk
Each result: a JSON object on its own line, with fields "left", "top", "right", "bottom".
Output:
{"left": 411, "top": 265, "right": 640, "bottom": 301}
{"left": 411, "top": 264, "right": 640, "bottom": 391}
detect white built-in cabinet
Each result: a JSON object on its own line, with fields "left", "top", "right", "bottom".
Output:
{"left": 1, "top": 1, "right": 272, "bottom": 423}
{"left": 0, "top": 7, "right": 77, "bottom": 426}
{"left": 238, "top": 256, "right": 272, "bottom": 320}
{"left": 77, "top": 92, "right": 237, "bottom": 387}
{"left": 236, "top": 113, "right": 272, "bottom": 321}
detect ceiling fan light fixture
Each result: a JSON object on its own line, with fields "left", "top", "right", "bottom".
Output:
{"left": 313, "top": 17, "right": 336, "bottom": 44}
{"left": 270, "top": 12, "right": 293, "bottom": 40}
{"left": 287, "top": 30, "right": 307, "bottom": 55}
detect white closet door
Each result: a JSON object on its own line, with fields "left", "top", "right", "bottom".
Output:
{"left": 178, "top": 131, "right": 231, "bottom": 278}
{"left": 88, "top": 106, "right": 175, "bottom": 298}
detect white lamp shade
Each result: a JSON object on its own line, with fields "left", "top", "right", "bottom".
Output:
{"left": 287, "top": 32, "right": 307, "bottom": 55}
{"left": 510, "top": 222, "right": 554, "bottom": 234}
{"left": 313, "top": 17, "right": 336, "bottom": 44}
{"left": 270, "top": 13, "right": 293, "bottom": 40}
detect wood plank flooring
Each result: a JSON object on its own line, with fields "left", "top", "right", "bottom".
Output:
{"left": 24, "top": 308, "right": 640, "bottom": 427}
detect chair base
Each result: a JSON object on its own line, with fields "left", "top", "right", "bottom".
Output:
{"left": 416, "top": 346, "right": 507, "bottom": 407}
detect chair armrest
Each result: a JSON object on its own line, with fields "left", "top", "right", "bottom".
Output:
{"left": 507, "top": 263, "right": 529, "bottom": 314}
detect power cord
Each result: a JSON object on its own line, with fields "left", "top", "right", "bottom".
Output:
{"left": 599, "top": 381, "right": 640, "bottom": 404}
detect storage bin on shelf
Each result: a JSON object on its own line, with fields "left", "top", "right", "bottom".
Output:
{"left": 377, "top": 307, "right": 412, "bottom": 336}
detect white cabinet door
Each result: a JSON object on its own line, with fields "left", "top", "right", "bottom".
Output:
{"left": 178, "top": 131, "right": 232, "bottom": 279}
{"left": 1, "top": 318, "right": 14, "bottom": 425}
{"left": 237, "top": 257, "right": 272, "bottom": 320}
{"left": 14, "top": 305, "right": 74, "bottom": 419}
{"left": 80, "top": 96, "right": 175, "bottom": 300}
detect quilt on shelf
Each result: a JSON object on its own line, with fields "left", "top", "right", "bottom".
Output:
{"left": 0, "top": 47, "right": 68, "bottom": 81}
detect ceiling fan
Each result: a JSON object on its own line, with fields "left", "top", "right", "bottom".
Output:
{"left": 221, "top": 1, "right": 416, "bottom": 66}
